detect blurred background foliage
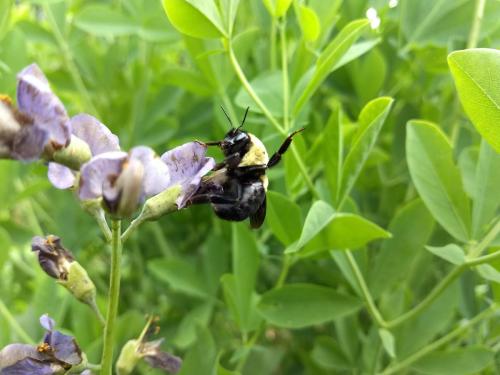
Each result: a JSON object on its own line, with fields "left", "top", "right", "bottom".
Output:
{"left": 0, "top": 0, "right": 500, "bottom": 374}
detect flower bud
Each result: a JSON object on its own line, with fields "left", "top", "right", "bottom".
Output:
{"left": 116, "top": 340, "right": 141, "bottom": 375}
{"left": 136, "top": 185, "right": 182, "bottom": 222}
{"left": 52, "top": 135, "right": 92, "bottom": 170}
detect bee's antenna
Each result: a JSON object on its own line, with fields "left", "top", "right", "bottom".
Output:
{"left": 220, "top": 106, "right": 234, "bottom": 128}
{"left": 238, "top": 107, "right": 250, "bottom": 130}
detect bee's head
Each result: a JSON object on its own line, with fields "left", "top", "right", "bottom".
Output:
{"left": 221, "top": 128, "right": 250, "bottom": 156}
{"left": 220, "top": 106, "right": 251, "bottom": 157}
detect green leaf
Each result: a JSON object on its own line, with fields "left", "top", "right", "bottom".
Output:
{"left": 425, "top": 244, "right": 466, "bottom": 265}
{"left": 449, "top": 49, "right": 500, "bottom": 152}
{"left": 179, "top": 327, "right": 217, "bottom": 375}
{"left": 73, "top": 4, "right": 138, "bottom": 36}
{"left": 472, "top": 140, "right": 500, "bottom": 238}
{"left": 235, "top": 71, "right": 283, "bottom": 117}
{"left": 173, "top": 303, "right": 213, "bottom": 349}
{"left": 311, "top": 336, "right": 352, "bottom": 371}
{"left": 0, "top": 227, "right": 11, "bottom": 269}
{"left": 378, "top": 328, "right": 396, "bottom": 358}
{"left": 163, "top": 67, "right": 213, "bottom": 96}
{"left": 406, "top": 120, "right": 471, "bottom": 242}
{"left": 293, "top": 19, "right": 370, "bottom": 115}
{"left": 323, "top": 105, "right": 343, "bottom": 206}
{"left": 262, "top": 0, "right": 293, "bottom": 18}
{"left": 333, "top": 38, "right": 381, "bottom": 72}
{"left": 266, "top": 191, "right": 302, "bottom": 246}
{"left": 369, "top": 199, "right": 435, "bottom": 297}
{"left": 231, "top": 224, "right": 261, "bottom": 332}
{"left": 162, "top": 0, "right": 223, "bottom": 39}
{"left": 148, "top": 258, "right": 209, "bottom": 298}
{"left": 476, "top": 264, "right": 500, "bottom": 283}
{"left": 285, "top": 200, "right": 335, "bottom": 253}
{"left": 412, "top": 347, "right": 494, "bottom": 375}
{"left": 297, "top": 5, "right": 320, "bottom": 42}
{"left": 257, "top": 284, "right": 361, "bottom": 328}
{"left": 339, "top": 97, "right": 393, "bottom": 204}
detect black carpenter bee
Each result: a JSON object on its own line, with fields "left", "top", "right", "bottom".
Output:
{"left": 187, "top": 107, "right": 303, "bottom": 228}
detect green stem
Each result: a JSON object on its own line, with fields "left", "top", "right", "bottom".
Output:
{"left": 345, "top": 251, "right": 388, "bottom": 328}
{"left": 280, "top": 22, "right": 290, "bottom": 131}
{"left": 469, "top": 219, "right": 500, "bottom": 258}
{"left": 0, "top": 298, "right": 35, "bottom": 344}
{"left": 100, "top": 220, "right": 123, "bottom": 375}
{"left": 381, "top": 304, "right": 498, "bottom": 375}
{"left": 93, "top": 209, "right": 112, "bottom": 243}
{"left": 275, "top": 254, "right": 293, "bottom": 288}
{"left": 44, "top": 4, "right": 99, "bottom": 116}
{"left": 467, "top": 0, "right": 487, "bottom": 49}
{"left": 121, "top": 216, "right": 145, "bottom": 244}
{"left": 467, "top": 249, "right": 500, "bottom": 266}
{"left": 290, "top": 144, "right": 319, "bottom": 199}
{"left": 228, "top": 43, "right": 285, "bottom": 134}
{"left": 386, "top": 266, "right": 464, "bottom": 328}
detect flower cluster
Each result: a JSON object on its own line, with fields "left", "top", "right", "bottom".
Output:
{"left": 0, "top": 63, "right": 215, "bottom": 219}
{"left": 0, "top": 315, "right": 87, "bottom": 375}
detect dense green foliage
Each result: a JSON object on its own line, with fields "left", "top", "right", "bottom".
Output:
{"left": 1, "top": 0, "right": 500, "bottom": 374}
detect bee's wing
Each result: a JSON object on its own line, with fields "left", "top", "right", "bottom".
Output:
{"left": 250, "top": 196, "right": 266, "bottom": 229}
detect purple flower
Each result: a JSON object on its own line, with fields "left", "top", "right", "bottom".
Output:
{"left": 48, "top": 114, "right": 120, "bottom": 189}
{"left": 0, "top": 315, "right": 83, "bottom": 375}
{"left": 31, "top": 235, "right": 74, "bottom": 280}
{"left": 78, "top": 142, "right": 214, "bottom": 218}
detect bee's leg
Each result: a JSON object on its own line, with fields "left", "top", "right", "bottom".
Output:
{"left": 267, "top": 128, "right": 305, "bottom": 168}
{"left": 233, "top": 165, "right": 267, "bottom": 178}
{"left": 204, "top": 141, "right": 222, "bottom": 146}
{"left": 213, "top": 152, "right": 242, "bottom": 171}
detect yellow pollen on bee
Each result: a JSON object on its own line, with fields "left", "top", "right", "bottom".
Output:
{"left": 0, "top": 94, "right": 12, "bottom": 105}
{"left": 37, "top": 342, "right": 52, "bottom": 353}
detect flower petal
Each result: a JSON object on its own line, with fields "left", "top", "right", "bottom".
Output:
{"left": 39, "top": 314, "right": 55, "bottom": 331}
{"left": 17, "top": 64, "right": 70, "bottom": 149}
{"left": 78, "top": 151, "right": 127, "bottom": 201}
{"left": 11, "top": 125, "right": 48, "bottom": 161}
{"left": 45, "top": 331, "right": 82, "bottom": 366}
{"left": 130, "top": 146, "right": 170, "bottom": 198}
{"left": 0, "top": 344, "right": 43, "bottom": 369}
{"left": 48, "top": 163, "right": 75, "bottom": 189}
{"left": 70, "top": 114, "right": 120, "bottom": 155}
{"left": 160, "top": 142, "right": 215, "bottom": 207}
{"left": 0, "top": 357, "right": 57, "bottom": 375}
{"left": 144, "top": 352, "right": 182, "bottom": 374}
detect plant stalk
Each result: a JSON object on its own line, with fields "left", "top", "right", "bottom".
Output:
{"left": 467, "top": 0, "right": 487, "bottom": 49}
{"left": 100, "top": 220, "right": 123, "bottom": 375}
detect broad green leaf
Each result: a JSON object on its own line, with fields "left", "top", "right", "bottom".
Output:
{"left": 285, "top": 200, "right": 335, "bottom": 253}
{"left": 257, "top": 284, "right": 361, "bottom": 328}
{"left": 163, "top": 67, "right": 213, "bottom": 96}
{"left": 73, "top": 5, "right": 138, "bottom": 36}
{"left": 333, "top": 38, "right": 381, "bottom": 71}
{"left": 148, "top": 258, "right": 209, "bottom": 298}
{"left": 184, "top": 0, "right": 227, "bottom": 35}
{"left": 266, "top": 191, "right": 302, "bottom": 246}
{"left": 218, "top": 0, "right": 240, "bottom": 36}
{"left": 458, "top": 146, "right": 479, "bottom": 199}
{"left": 306, "top": 213, "right": 390, "bottom": 255}
{"left": 162, "top": 0, "right": 223, "bottom": 39}
{"left": 173, "top": 302, "right": 213, "bottom": 349}
{"left": 311, "top": 336, "right": 352, "bottom": 371}
{"left": 339, "top": 97, "right": 393, "bottom": 204}
{"left": 369, "top": 200, "right": 434, "bottom": 297}
{"left": 449, "top": 49, "right": 500, "bottom": 152}
{"left": 297, "top": 5, "right": 320, "bottom": 42}
{"left": 293, "top": 19, "right": 370, "bottom": 115}
{"left": 378, "top": 328, "right": 395, "bottom": 358}
{"left": 476, "top": 264, "right": 500, "bottom": 283}
{"left": 396, "top": 284, "right": 458, "bottom": 357}
{"left": 231, "top": 224, "right": 261, "bottom": 332}
{"left": 235, "top": 71, "right": 283, "bottom": 117}
{"left": 262, "top": 0, "right": 293, "bottom": 18}
{"left": 425, "top": 244, "right": 466, "bottom": 265}
{"left": 323, "top": 104, "right": 343, "bottom": 206}
{"left": 472, "top": 141, "right": 500, "bottom": 238}
{"left": 350, "top": 48, "right": 386, "bottom": 104}
{"left": 406, "top": 121, "right": 471, "bottom": 242}
{"left": 179, "top": 327, "right": 217, "bottom": 375}
{"left": 412, "top": 347, "right": 494, "bottom": 375}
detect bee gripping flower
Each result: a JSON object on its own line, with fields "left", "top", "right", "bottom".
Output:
{"left": 0, "top": 315, "right": 85, "bottom": 375}
{"left": 31, "top": 236, "right": 98, "bottom": 309}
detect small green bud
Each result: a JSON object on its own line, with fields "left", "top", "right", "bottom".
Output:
{"left": 52, "top": 135, "right": 92, "bottom": 170}
{"left": 58, "top": 261, "right": 96, "bottom": 306}
{"left": 116, "top": 340, "right": 141, "bottom": 375}
{"left": 138, "top": 184, "right": 182, "bottom": 222}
